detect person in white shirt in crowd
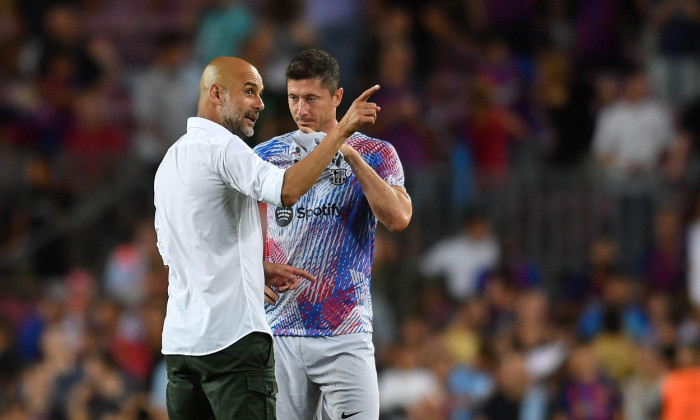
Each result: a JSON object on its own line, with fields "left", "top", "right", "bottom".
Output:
{"left": 593, "top": 67, "right": 674, "bottom": 269}
{"left": 421, "top": 208, "right": 500, "bottom": 301}
{"left": 153, "top": 56, "right": 381, "bottom": 420}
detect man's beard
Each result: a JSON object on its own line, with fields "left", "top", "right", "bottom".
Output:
{"left": 221, "top": 96, "right": 254, "bottom": 138}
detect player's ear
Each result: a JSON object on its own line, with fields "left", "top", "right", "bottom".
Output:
{"left": 332, "top": 87, "right": 343, "bottom": 107}
{"left": 210, "top": 84, "right": 224, "bottom": 105}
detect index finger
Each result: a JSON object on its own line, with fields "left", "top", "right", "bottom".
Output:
{"left": 287, "top": 266, "right": 316, "bottom": 283}
{"left": 355, "top": 84, "right": 380, "bottom": 103}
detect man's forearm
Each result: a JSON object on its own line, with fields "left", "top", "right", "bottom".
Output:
{"left": 281, "top": 125, "right": 350, "bottom": 206}
{"left": 344, "top": 150, "right": 412, "bottom": 232}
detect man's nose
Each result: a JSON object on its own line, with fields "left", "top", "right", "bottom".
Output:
{"left": 296, "top": 99, "right": 307, "bottom": 115}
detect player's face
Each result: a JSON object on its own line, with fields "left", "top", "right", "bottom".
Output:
{"left": 287, "top": 78, "right": 342, "bottom": 133}
{"left": 220, "top": 71, "right": 265, "bottom": 138}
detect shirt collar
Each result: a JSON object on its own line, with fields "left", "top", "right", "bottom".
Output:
{"left": 292, "top": 131, "right": 326, "bottom": 153}
{"left": 187, "top": 117, "right": 235, "bottom": 137}
{"left": 289, "top": 130, "right": 345, "bottom": 168}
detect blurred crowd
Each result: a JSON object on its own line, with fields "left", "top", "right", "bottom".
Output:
{"left": 2, "top": 0, "right": 700, "bottom": 419}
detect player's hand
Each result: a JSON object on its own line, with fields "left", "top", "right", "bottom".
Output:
{"left": 264, "top": 285, "right": 279, "bottom": 305}
{"left": 337, "top": 85, "right": 381, "bottom": 137}
{"left": 263, "top": 261, "right": 316, "bottom": 292}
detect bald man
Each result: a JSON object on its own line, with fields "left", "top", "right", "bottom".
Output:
{"left": 153, "top": 57, "right": 380, "bottom": 419}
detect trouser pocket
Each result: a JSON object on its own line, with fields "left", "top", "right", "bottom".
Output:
{"left": 246, "top": 374, "right": 278, "bottom": 420}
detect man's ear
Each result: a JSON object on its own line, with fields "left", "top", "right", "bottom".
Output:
{"left": 332, "top": 87, "right": 343, "bottom": 108}
{"left": 210, "top": 84, "right": 223, "bottom": 105}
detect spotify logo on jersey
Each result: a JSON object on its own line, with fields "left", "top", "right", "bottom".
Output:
{"left": 275, "top": 204, "right": 342, "bottom": 227}
{"left": 297, "top": 204, "right": 341, "bottom": 219}
{"left": 275, "top": 207, "right": 293, "bottom": 227}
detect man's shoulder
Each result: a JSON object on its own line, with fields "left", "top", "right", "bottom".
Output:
{"left": 254, "top": 131, "right": 297, "bottom": 154}
{"left": 347, "top": 132, "right": 388, "bottom": 145}
{"left": 347, "top": 132, "right": 396, "bottom": 154}
{"left": 174, "top": 130, "right": 226, "bottom": 152}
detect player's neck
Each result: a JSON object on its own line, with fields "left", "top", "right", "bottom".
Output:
{"left": 319, "top": 120, "right": 339, "bottom": 134}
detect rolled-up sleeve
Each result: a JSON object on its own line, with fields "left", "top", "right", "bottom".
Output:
{"left": 219, "top": 137, "right": 285, "bottom": 207}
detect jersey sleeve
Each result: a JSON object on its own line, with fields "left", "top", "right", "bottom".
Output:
{"left": 373, "top": 141, "right": 405, "bottom": 188}
{"left": 253, "top": 140, "right": 272, "bottom": 162}
{"left": 218, "top": 136, "right": 285, "bottom": 207}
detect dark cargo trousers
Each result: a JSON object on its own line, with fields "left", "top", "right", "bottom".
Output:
{"left": 165, "top": 332, "right": 277, "bottom": 419}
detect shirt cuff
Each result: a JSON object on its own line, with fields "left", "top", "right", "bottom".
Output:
{"left": 261, "top": 167, "right": 285, "bottom": 207}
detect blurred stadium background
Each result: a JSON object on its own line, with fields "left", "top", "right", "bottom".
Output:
{"left": 1, "top": 0, "right": 700, "bottom": 419}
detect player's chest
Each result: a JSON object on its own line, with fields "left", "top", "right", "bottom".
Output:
{"left": 276, "top": 158, "right": 371, "bottom": 229}
{"left": 273, "top": 180, "right": 364, "bottom": 227}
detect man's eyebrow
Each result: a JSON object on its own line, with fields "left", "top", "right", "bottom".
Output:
{"left": 244, "top": 81, "right": 260, "bottom": 89}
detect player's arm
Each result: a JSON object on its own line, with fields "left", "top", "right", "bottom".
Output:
{"left": 341, "top": 144, "right": 412, "bottom": 232}
{"left": 280, "top": 85, "right": 381, "bottom": 207}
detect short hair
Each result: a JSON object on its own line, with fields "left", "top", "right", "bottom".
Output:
{"left": 286, "top": 49, "right": 340, "bottom": 93}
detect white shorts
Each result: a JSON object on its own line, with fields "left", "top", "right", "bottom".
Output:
{"left": 273, "top": 333, "right": 379, "bottom": 420}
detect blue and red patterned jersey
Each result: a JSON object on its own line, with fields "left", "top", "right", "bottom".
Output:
{"left": 254, "top": 130, "right": 405, "bottom": 336}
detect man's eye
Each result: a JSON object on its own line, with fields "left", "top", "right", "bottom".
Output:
{"left": 246, "top": 89, "right": 253, "bottom": 95}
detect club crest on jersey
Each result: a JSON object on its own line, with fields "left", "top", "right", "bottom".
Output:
{"left": 275, "top": 207, "right": 293, "bottom": 227}
{"left": 329, "top": 168, "right": 347, "bottom": 185}
{"left": 291, "top": 146, "right": 301, "bottom": 163}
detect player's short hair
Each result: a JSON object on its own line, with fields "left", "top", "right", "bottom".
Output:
{"left": 286, "top": 49, "right": 340, "bottom": 93}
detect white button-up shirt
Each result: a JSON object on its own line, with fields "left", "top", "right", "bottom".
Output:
{"left": 154, "top": 117, "right": 285, "bottom": 355}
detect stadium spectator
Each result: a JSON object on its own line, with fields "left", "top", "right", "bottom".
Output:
{"left": 131, "top": 32, "right": 199, "bottom": 166}
{"left": 477, "top": 350, "right": 548, "bottom": 420}
{"left": 421, "top": 209, "right": 499, "bottom": 301}
{"left": 660, "top": 340, "right": 700, "bottom": 420}
{"left": 639, "top": 205, "right": 686, "bottom": 295}
{"left": 578, "top": 269, "right": 649, "bottom": 342}
{"left": 647, "top": 0, "right": 700, "bottom": 106}
{"left": 622, "top": 345, "right": 666, "bottom": 420}
{"left": 552, "top": 343, "right": 622, "bottom": 420}
{"left": 592, "top": 67, "right": 674, "bottom": 269}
